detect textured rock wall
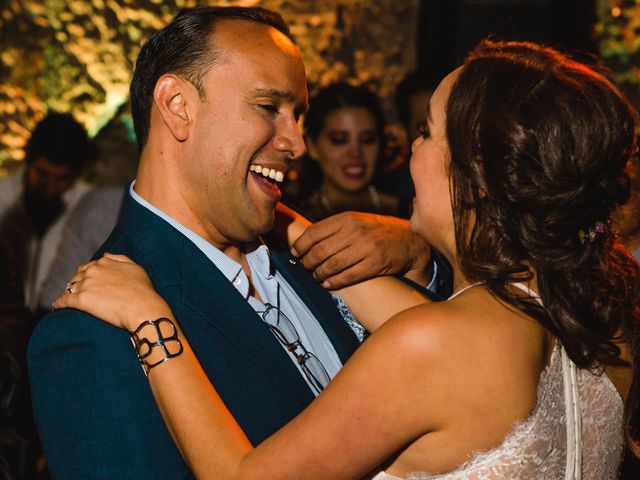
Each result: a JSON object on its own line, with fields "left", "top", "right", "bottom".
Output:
{"left": 595, "top": 0, "right": 640, "bottom": 119}
{"left": 0, "top": 0, "right": 419, "bottom": 174}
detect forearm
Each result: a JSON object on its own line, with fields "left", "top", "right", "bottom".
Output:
{"left": 333, "top": 276, "right": 432, "bottom": 333}
{"left": 131, "top": 308, "right": 253, "bottom": 479}
{"left": 274, "top": 202, "right": 311, "bottom": 246}
{"left": 400, "top": 230, "right": 432, "bottom": 286}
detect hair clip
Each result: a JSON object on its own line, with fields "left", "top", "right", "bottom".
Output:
{"left": 578, "top": 220, "right": 607, "bottom": 245}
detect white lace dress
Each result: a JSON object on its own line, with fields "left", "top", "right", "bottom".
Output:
{"left": 373, "top": 285, "right": 624, "bottom": 480}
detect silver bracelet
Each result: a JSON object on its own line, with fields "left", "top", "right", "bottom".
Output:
{"left": 129, "top": 317, "right": 184, "bottom": 376}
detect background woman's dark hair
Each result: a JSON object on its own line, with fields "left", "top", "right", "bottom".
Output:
{"left": 446, "top": 38, "right": 640, "bottom": 453}
{"left": 299, "top": 82, "right": 387, "bottom": 194}
{"left": 130, "top": 6, "right": 291, "bottom": 151}
{"left": 304, "top": 82, "right": 385, "bottom": 142}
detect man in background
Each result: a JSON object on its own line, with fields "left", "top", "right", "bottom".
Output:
{"left": 0, "top": 112, "right": 90, "bottom": 479}
{"left": 0, "top": 112, "right": 91, "bottom": 314}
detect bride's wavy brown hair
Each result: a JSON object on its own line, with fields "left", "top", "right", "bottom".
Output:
{"left": 446, "top": 39, "right": 640, "bottom": 454}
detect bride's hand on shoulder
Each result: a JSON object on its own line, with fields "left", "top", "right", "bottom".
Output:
{"left": 53, "top": 253, "right": 171, "bottom": 331}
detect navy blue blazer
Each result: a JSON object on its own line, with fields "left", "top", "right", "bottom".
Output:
{"left": 28, "top": 193, "right": 361, "bottom": 479}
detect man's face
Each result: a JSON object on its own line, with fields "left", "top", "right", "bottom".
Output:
{"left": 25, "top": 156, "right": 77, "bottom": 203}
{"left": 181, "top": 20, "right": 308, "bottom": 247}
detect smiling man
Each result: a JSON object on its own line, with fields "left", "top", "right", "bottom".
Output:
{"left": 27, "top": 7, "right": 362, "bottom": 479}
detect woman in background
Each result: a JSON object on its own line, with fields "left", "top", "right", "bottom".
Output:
{"left": 293, "top": 82, "right": 404, "bottom": 220}
{"left": 55, "top": 40, "right": 639, "bottom": 479}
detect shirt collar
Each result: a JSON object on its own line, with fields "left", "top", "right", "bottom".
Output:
{"left": 246, "top": 242, "right": 274, "bottom": 280}
{"left": 129, "top": 181, "right": 275, "bottom": 297}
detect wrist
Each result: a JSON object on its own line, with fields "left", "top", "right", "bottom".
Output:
{"left": 404, "top": 239, "right": 431, "bottom": 286}
{"left": 125, "top": 298, "right": 172, "bottom": 332}
{"left": 130, "top": 317, "right": 184, "bottom": 376}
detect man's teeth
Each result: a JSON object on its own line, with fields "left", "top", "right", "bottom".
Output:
{"left": 249, "top": 165, "right": 284, "bottom": 183}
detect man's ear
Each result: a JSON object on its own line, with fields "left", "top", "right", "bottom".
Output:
{"left": 153, "top": 74, "right": 195, "bottom": 142}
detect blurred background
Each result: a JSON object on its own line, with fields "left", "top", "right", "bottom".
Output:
{"left": 1, "top": 0, "right": 639, "bottom": 179}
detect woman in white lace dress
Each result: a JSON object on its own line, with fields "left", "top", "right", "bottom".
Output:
{"left": 55, "top": 40, "right": 639, "bottom": 479}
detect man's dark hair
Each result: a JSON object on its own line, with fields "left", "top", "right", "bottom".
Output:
{"left": 25, "top": 112, "right": 90, "bottom": 172}
{"left": 394, "top": 69, "right": 440, "bottom": 132}
{"left": 130, "top": 6, "right": 291, "bottom": 150}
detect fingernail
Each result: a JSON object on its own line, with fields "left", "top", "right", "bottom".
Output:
{"left": 290, "top": 248, "right": 298, "bottom": 257}
{"left": 322, "top": 280, "right": 330, "bottom": 289}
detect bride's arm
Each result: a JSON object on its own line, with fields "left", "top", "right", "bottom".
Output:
{"left": 54, "top": 254, "right": 442, "bottom": 479}
{"left": 276, "top": 204, "right": 433, "bottom": 332}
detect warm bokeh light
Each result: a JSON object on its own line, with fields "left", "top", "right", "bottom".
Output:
{"left": 596, "top": 0, "right": 640, "bottom": 132}
{"left": 0, "top": 0, "right": 419, "bottom": 175}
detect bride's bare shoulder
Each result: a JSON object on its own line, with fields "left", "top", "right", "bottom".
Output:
{"left": 368, "top": 287, "right": 549, "bottom": 384}
{"left": 329, "top": 287, "right": 550, "bottom": 457}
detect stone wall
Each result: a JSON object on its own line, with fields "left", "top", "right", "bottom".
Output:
{"left": 0, "top": 0, "right": 419, "bottom": 174}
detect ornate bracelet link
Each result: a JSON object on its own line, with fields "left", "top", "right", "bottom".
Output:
{"left": 129, "top": 317, "right": 184, "bottom": 376}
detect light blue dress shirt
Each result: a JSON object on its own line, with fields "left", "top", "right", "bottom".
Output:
{"left": 129, "top": 183, "right": 343, "bottom": 395}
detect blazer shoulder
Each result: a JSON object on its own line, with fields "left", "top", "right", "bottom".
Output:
{"left": 28, "top": 307, "right": 132, "bottom": 368}
{"left": 27, "top": 309, "right": 189, "bottom": 479}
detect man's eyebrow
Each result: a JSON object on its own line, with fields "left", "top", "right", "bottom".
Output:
{"left": 253, "top": 87, "right": 308, "bottom": 116}
{"left": 253, "top": 87, "right": 296, "bottom": 102}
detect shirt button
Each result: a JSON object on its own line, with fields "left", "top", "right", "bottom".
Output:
{"left": 233, "top": 277, "right": 242, "bottom": 286}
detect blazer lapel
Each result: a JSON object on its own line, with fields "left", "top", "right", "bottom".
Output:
{"left": 177, "top": 244, "right": 315, "bottom": 404}
{"left": 114, "top": 195, "right": 314, "bottom": 405}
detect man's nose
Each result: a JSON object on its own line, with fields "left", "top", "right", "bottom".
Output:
{"left": 273, "top": 117, "right": 306, "bottom": 160}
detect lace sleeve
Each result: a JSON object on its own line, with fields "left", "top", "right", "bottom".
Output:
{"left": 331, "top": 294, "right": 367, "bottom": 342}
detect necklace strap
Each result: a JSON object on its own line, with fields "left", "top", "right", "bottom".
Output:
{"left": 367, "top": 185, "right": 382, "bottom": 210}
{"left": 447, "top": 281, "right": 485, "bottom": 300}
